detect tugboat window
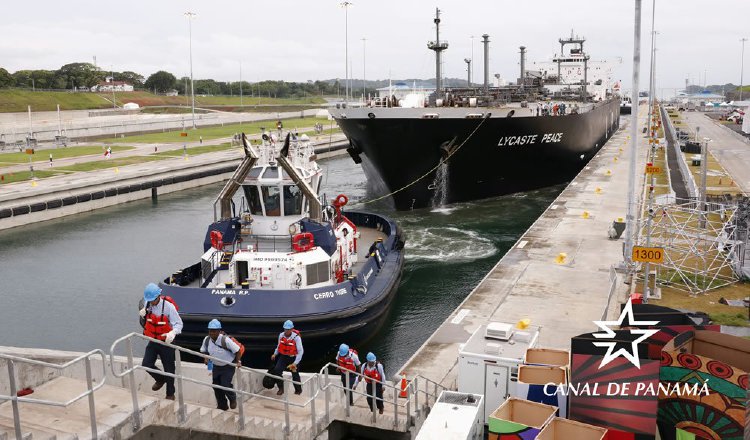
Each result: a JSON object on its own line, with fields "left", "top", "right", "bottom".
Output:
{"left": 261, "top": 186, "right": 281, "bottom": 216}
{"left": 262, "top": 167, "right": 279, "bottom": 179}
{"left": 244, "top": 186, "right": 264, "bottom": 215}
{"left": 283, "top": 185, "right": 303, "bottom": 216}
{"left": 248, "top": 167, "right": 263, "bottom": 179}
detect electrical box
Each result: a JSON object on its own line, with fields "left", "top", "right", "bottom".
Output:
{"left": 458, "top": 323, "right": 540, "bottom": 424}
{"left": 415, "top": 391, "right": 484, "bottom": 440}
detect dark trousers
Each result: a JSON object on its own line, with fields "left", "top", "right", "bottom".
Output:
{"left": 274, "top": 355, "right": 302, "bottom": 393}
{"left": 340, "top": 371, "right": 357, "bottom": 405}
{"left": 142, "top": 341, "right": 175, "bottom": 396}
{"left": 212, "top": 364, "right": 236, "bottom": 410}
{"left": 365, "top": 381, "right": 384, "bottom": 411}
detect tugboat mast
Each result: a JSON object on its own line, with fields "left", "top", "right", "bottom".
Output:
{"left": 427, "top": 8, "right": 449, "bottom": 100}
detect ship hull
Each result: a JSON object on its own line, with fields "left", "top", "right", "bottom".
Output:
{"left": 332, "top": 99, "right": 620, "bottom": 210}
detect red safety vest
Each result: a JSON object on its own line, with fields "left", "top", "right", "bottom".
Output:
{"left": 362, "top": 363, "right": 382, "bottom": 384}
{"left": 337, "top": 349, "right": 358, "bottom": 372}
{"left": 143, "top": 296, "right": 178, "bottom": 341}
{"left": 277, "top": 330, "right": 300, "bottom": 356}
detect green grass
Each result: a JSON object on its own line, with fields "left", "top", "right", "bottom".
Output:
{"left": 152, "top": 143, "right": 234, "bottom": 157}
{"left": 710, "top": 312, "right": 750, "bottom": 327}
{"left": 0, "top": 170, "right": 61, "bottom": 184}
{"left": 0, "top": 90, "right": 326, "bottom": 113}
{"left": 56, "top": 156, "right": 166, "bottom": 172}
{"left": 0, "top": 90, "right": 117, "bottom": 112}
{"left": 102, "top": 117, "right": 331, "bottom": 144}
{"left": 0, "top": 145, "right": 134, "bottom": 164}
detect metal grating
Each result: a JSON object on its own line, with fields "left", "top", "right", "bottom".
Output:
{"left": 437, "top": 391, "right": 480, "bottom": 407}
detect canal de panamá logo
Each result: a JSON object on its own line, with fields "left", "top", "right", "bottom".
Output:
{"left": 591, "top": 298, "right": 659, "bottom": 369}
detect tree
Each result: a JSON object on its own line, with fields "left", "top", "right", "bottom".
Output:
{"left": 118, "top": 71, "right": 145, "bottom": 88}
{"left": 56, "top": 62, "right": 103, "bottom": 89}
{"left": 0, "top": 68, "right": 12, "bottom": 88}
{"left": 144, "top": 71, "right": 177, "bottom": 93}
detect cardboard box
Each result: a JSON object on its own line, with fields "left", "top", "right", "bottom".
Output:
{"left": 487, "top": 397, "right": 556, "bottom": 439}
{"left": 514, "top": 365, "right": 568, "bottom": 418}
{"left": 537, "top": 417, "right": 607, "bottom": 440}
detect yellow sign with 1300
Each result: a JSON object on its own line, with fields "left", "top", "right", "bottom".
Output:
{"left": 632, "top": 246, "right": 664, "bottom": 263}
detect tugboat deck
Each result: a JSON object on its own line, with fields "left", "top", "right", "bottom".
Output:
{"left": 204, "top": 226, "right": 388, "bottom": 288}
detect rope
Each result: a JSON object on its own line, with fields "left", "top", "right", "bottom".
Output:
{"left": 355, "top": 113, "right": 492, "bottom": 206}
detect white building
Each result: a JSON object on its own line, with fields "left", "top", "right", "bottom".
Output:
{"left": 91, "top": 77, "right": 134, "bottom": 92}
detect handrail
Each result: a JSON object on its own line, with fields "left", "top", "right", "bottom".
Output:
{"left": 109, "top": 332, "right": 320, "bottom": 438}
{"left": 318, "top": 362, "right": 447, "bottom": 427}
{"left": 0, "top": 349, "right": 107, "bottom": 439}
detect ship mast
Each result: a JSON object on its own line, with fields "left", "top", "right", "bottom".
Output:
{"left": 427, "top": 8, "right": 449, "bottom": 101}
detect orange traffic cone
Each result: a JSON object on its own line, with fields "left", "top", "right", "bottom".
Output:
{"left": 399, "top": 372, "right": 409, "bottom": 398}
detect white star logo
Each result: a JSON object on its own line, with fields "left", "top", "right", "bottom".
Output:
{"left": 592, "top": 299, "right": 660, "bottom": 369}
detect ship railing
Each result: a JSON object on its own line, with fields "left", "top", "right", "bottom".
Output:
{"left": 109, "top": 332, "right": 321, "bottom": 439}
{"left": 317, "top": 362, "right": 447, "bottom": 428}
{"left": 0, "top": 349, "right": 107, "bottom": 439}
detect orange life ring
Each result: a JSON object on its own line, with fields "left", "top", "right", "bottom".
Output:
{"left": 292, "top": 232, "right": 315, "bottom": 252}
{"left": 333, "top": 194, "right": 348, "bottom": 208}
{"left": 210, "top": 231, "right": 224, "bottom": 249}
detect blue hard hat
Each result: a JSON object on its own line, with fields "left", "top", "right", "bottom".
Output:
{"left": 208, "top": 319, "right": 222, "bottom": 330}
{"left": 283, "top": 320, "right": 294, "bottom": 330}
{"left": 338, "top": 344, "right": 349, "bottom": 357}
{"left": 144, "top": 283, "right": 161, "bottom": 302}
{"left": 366, "top": 352, "right": 376, "bottom": 362}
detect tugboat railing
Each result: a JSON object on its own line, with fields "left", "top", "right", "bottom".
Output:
{"left": 0, "top": 349, "right": 107, "bottom": 440}
{"left": 109, "top": 332, "right": 320, "bottom": 439}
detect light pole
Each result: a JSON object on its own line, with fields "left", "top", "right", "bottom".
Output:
{"left": 111, "top": 66, "right": 116, "bottom": 109}
{"left": 470, "top": 36, "right": 475, "bottom": 86}
{"left": 740, "top": 38, "right": 747, "bottom": 101}
{"left": 464, "top": 58, "right": 472, "bottom": 87}
{"left": 340, "top": 2, "right": 353, "bottom": 103}
{"left": 184, "top": 11, "right": 197, "bottom": 129}
{"left": 361, "top": 37, "right": 367, "bottom": 102}
{"left": 624, "top": 0, "right": 643, "bottom": 271}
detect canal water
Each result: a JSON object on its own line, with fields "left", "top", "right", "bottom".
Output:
{"left": 0, "top": 155, "right": 560, "bottom": 373}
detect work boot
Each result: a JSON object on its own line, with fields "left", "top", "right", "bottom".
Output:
{"left": 165, "top": 395, "right": 175, "bottom": 401}
{"left": 276, "top": 388, "right": 284, "bottom": 396}
{"left": 152, "top": 381, "right": 165, "bottom": 391}
{"left": 230, "top": 400, "right": 237, "bottom": 410}
{"left": 294, "top": 388, "right": 303, "bottom": 395}
{"left": 379, "top": 408, "right": 383, "bottom": 415}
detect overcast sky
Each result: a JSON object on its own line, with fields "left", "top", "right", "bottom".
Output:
{"left": 2, "top": 0, "right": 748, "bottom": 94}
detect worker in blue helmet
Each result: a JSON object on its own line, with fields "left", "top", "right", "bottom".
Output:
{"left": 200, "top": 319, "right": 242, "bottom": 411}
{"left": 270, "top": 320, "right": 303, "bottom": 395}
{"left": 361, "top": 352, "right": 385, "bottom": 414}
{"left": 335, "top": 343, "right": 361, "bottom": 406}
{"left": 138, "top": 283, "right": 182, "bottom": 400}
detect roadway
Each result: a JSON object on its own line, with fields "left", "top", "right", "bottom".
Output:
{"left": 680, "top": 111, "right": 750, "bottom": 195}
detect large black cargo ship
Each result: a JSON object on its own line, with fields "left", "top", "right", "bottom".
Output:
{"left": 331, "top": 10, "right": 622, "bottom": 210}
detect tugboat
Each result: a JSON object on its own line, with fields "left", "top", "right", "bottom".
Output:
{"left": 159, "top": 133, "right": 405, "bottom": 361}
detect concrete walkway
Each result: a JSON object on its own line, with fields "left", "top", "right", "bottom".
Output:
{"left": 399, "top": 112, "right": 651, "bottom": 388}
{"left": 680, "top": 112, "right": 750, "bottom": 195}
{"left": 0, "top": 128, "right": 345, "bottom": 175}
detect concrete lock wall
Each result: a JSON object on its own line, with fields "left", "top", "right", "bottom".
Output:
{"left": 0, "top": 162, "right": 239, "bottom": 231}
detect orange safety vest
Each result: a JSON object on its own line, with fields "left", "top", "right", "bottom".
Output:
{"left": 143, "top": 296, "right": 178, "bottom": 341}
{"left": 362, "top": 363, "right": 382, "bottom": 384}
{"left": 277, "top": 330, "right": 300, "bottom": 356}
{"left": 337, "top": 349, "right": 358, "bottom": 372}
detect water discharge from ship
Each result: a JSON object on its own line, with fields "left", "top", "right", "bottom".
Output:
{"left": 429, "top": 162, "right": 449, "bottom": 209}
{"left": 406, "top": 226, "right": 496, "bottom": 263}
{"left": 428, "top": 137, "right": 458, "bottom": 210}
